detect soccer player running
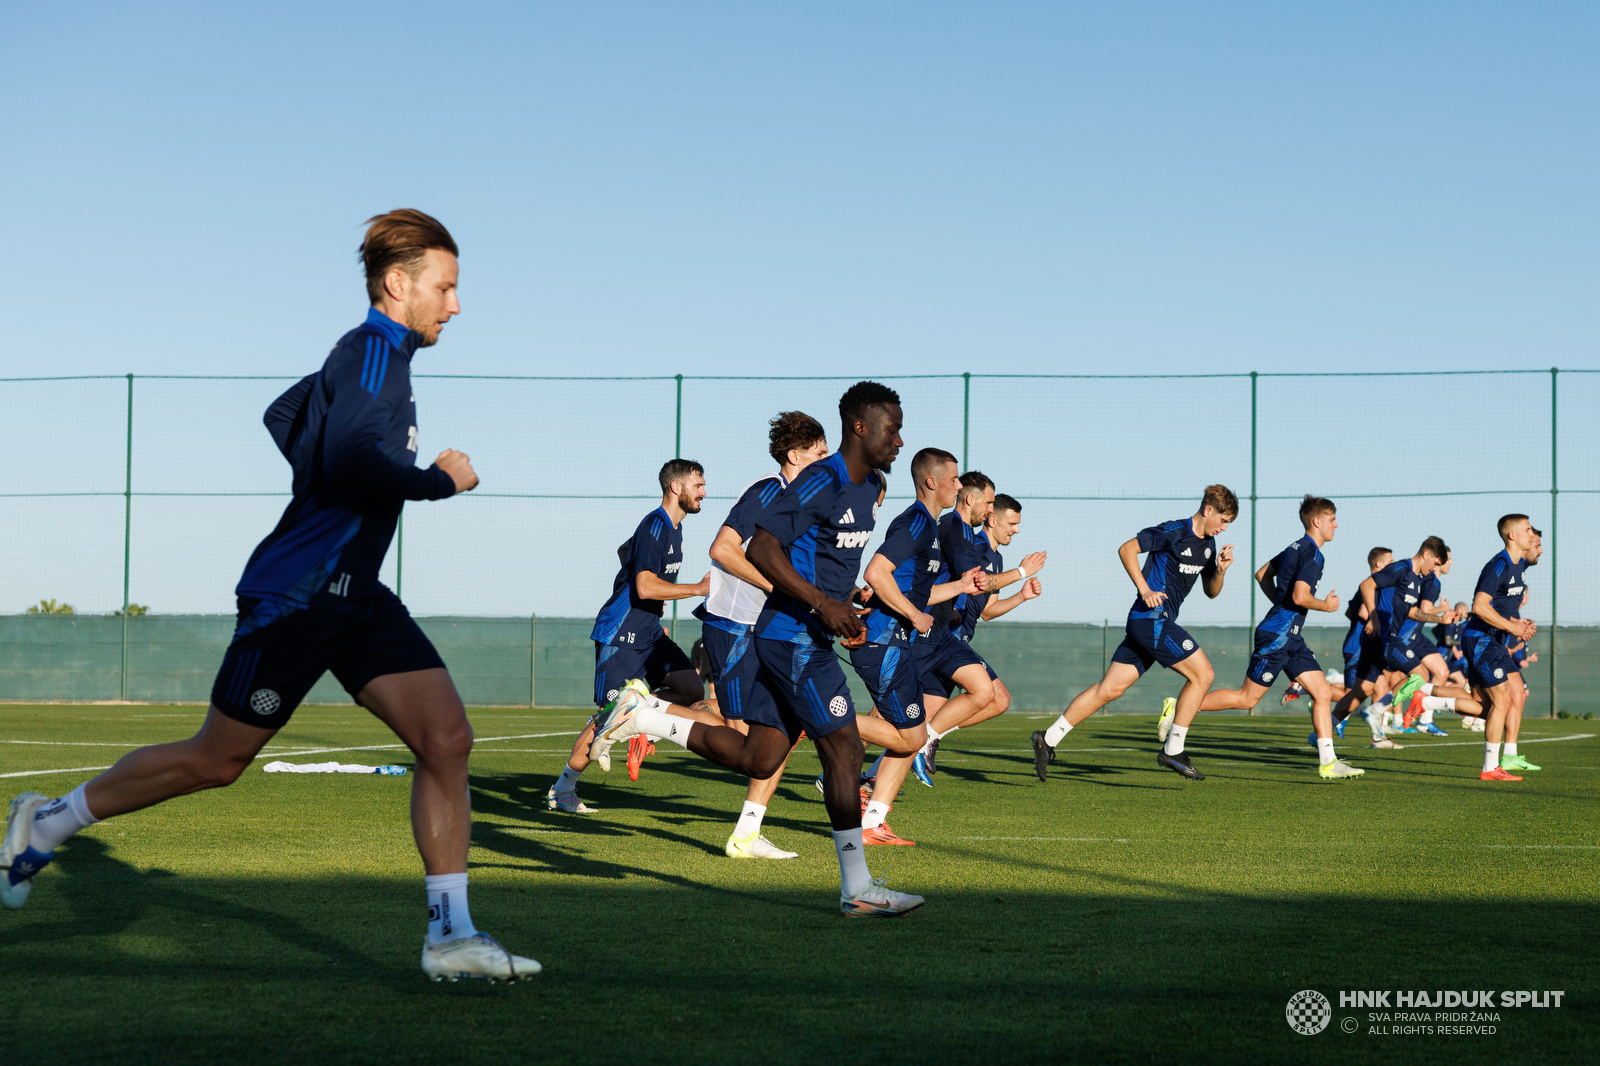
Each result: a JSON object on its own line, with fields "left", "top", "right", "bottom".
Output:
{"left": 697, "top": 411, "right": 830, "bottom": 859}
{"left": 547, "top": 461, "right": 712, "bottom": 811}
{"left": 915, "top": 490, "right": 1046, "bottom": 781}
{"left": 1332, "top": 547, "right": 1402, "bottom": 747}
{"left": 1461, "top": 515, "right": 1540, "bottom": 781}
{"left": 849, "top": 448, "right": 984, "bottom": 844}
{"left": 1032, "top": 486, "right": 1237, "bottom": 783}
{"left": 0, "top": 211, "right": 540, "bottom": 981}
{"left": 1192, "top": 496, "right": 1362, "bottom": 779}
{"left": 1366, "top": 537, "right": 1483, "bottom": 738}
{"left": 585, "top": 382, "right": 926, "bottom": 916}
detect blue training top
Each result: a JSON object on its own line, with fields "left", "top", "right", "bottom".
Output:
{"left": 754, "top": 451, "right": 885, "bottom": 646}
{"left": 236, "top": 309, "right": 455, "bottom": 622}
{"left": 1127, "top": 517, "right": 1218, "bottom": 624}
{"left": 591, "top": 506, "right": 684, "bottom": 645}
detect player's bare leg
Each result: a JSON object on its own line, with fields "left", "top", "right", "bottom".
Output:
{"left": 1030, "top": 662, "right": 1141, "bottom": 781}
{"left": 1154, "top": 649, "right": 1215, "bottom": 780}
{"left": 357, "top": 668, "right": 475, "bottom": 875}
{"left": 1297, "top": 669, "right": 1362, "bottom": 778}
{"left": 1199, "top": 678, "right": 1270, "bottom": 713}
{"left": 75, "top": 707, "right": 275, "bottom": 820}
{"left": 853, "top": 714, "right": 925, "bottom": 842}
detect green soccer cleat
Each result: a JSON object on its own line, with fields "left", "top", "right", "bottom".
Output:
{"left": 1501, "top": 754, "right": 1541, "bottom": 772}
{"left": 1392, "top": 674, "right": 1428, "bottom": 730}
{"left": 1318, "top": 759, "right": 1365, "bottom": 780}
{"left": 1156, "top": 697, "right": 1177, "bottom": 743}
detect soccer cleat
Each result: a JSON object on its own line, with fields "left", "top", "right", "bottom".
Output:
{"left": 1333, "top": 715, "right": 1348, "bottom": 739}
{"left": 863, "top": 824, "right": 915, "bottom": 846}
{"left": 1280, "top": 683, "right": 1303, "bottom": 706}
{"left": 725, "top": 831, "right": 798, "bottom": 859}
{"left": 921, "top": 735, "right": 940, "bottom": 776}
{"left": 1480, "top": 767, "right": 1522, "bottom": 782}
{"left": 1393, "top": 675, "right": 1428, "bottom": 729}
{"left": 1157, "top": 750, "right": 1205, "bottom": 780}
{"left": 2, "top": 792, "right": 54, "bottom": 911}
{"left": 1501, "top": 754, "right": 1541, "bottom": 772}
{"left": 1369, "top": 737, "right": 1403, "bottom": 749}
{"left": 421, "top": 933, "right": 541, "bottom": 982}
{"left": 1418, "top": 722, "right": 1449, "bottom": 737}
{"left": 1156, "top": 697, "right": 1177, "bottom": 742}
{"left": 1318, "top": 759, "right": 1365, "bottom": 780}
{"left": 840, "top": 877, "right": 925, "bottom": 917}
{"left": 1030, "top": 730, "right": 1055, "bottom": 782}
{"left": 911, "top": 752, "right": 934, "bottom": 788}
{"left": 545, "top": 786, "right": 597, "bottom": 813}
{"left": 813, "top": 773, "right": 826, "bottom": 796}
{"left": 1464, "top": 716, "right": 1487, "bottom": 732}
{"left": 625, "top": 734, "right": 654, "bottom": 782}
{"left": 587, "top": 685, "right": 649, "bottom": 765}
{"left": 1305, "top": 730, "right": 1318, "bottom": 750}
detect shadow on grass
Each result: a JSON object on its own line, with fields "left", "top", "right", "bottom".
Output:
{"left": 4, "top": 840, "right": 1595, "bottom": 1066}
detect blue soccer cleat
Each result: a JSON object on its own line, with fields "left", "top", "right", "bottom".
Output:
{"left": 1334, "top": 716, "right": 1348, "bottom": 739}
{"left": 911, "top": 752, "right": 934, "bottom": 788}
{"left": 1306, "top": 730, "right": 1318, "bottom": 749}
{"left": 1419, "top": 722, "right": 1448, "bottom": 737}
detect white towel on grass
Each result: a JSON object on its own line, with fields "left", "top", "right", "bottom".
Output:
{"left": 262, "top": 761, "right": 404, "bottom": 774}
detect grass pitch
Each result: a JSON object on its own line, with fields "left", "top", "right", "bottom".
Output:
{"left": 1, "top": 703, "right": 1596, "bottom": 1065}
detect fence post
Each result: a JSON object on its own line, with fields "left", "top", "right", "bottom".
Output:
{"left": 1248, "top": 371, "right": 1258, "bottom": 694}
{"left": 1550, "top": 367, "right": 1558, "bottom": 718}
{"left": 962, "top": 372, "right": 971, "bottom": 469}
{"left": 1100, "top": 618, "right": 1107, "bottom": 713}
{"left": 121, "top": 373, "right": 134, "bottom": 702}
{"left": 530, "top": 613, "right": 537, "bottom": 708}
{"left": 672, "top": 374, "right": 683, "bottom": 638}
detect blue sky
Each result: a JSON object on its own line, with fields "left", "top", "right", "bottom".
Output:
{"left": 4, "top": 2, "right": 1597, "bottom": 378}
{"left": 3, "top": 3, "right": 1596, "bottom": 626}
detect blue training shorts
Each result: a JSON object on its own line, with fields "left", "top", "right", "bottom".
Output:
{"left": 1246, "top": 627, "right": 1321, "bottom": 688}
{"left": 847, "top": 641, "right": 925, "bottom": 727}
{"left": 699, "top": 621, "right": 759, "bottom": 719}
{"left": 1462, "top": 631, "right": 1519, "bottom": 691}
{"left": 744, "top": 636, "right": 858, "bottom": 743}
{"left": 593, "top": 630, "right": 694, "bottom": 707}
{"left": 1111, "top": 616, "right": 1199, "bottom": 676}
{"left": 212, "top": 587, "right": 444, "bottom": 730}
{"left": 914, "top": 630, "right": 995, "bottom": 700}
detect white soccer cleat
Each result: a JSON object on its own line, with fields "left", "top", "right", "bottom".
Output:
{"left": 1465, "top": 716, "right": 1487, "bottom": 732}
{"left": 1318, "top": 759, "right": 1366, "bottom": 780}
{"left": 587, "top": 686, "right": 650, "bottom": 767}
{"left": 1369, "top": 737, "right": 1403, "bottom": 749}
{"left": 725, "top": 831, "right": 798, "bottom": 859}
{"left": 841, "top": 877, "right": 925, "bottom": 917}
{"left": 421, "top": 933, "right": 541, "bottom": 982}
{"left": 1156, "top": 697, "right": 1177, "bottom": 743}
{"left": 2, "top": 792, "right": 53, "bottom": 911}
{"left": 545, "top": 786, "right": 597, "bottom": 814}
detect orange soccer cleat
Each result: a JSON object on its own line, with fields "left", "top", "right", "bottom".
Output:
{"left": 626, "top": 734, "right": 655, "bottom": 781}
{"left": 1480, "top": 767, "right": 1522, "bottom": 782}
{"left": 863, "top": 821, "right": 916, "bottom": 846}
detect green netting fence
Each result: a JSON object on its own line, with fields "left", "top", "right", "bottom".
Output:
{"left": 3, "top": 370, "right": 1594, "bottom": 714}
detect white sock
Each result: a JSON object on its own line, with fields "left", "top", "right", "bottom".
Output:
{"left": 1044, "top": 716, "right": 1073, "bottom": 747}
{"left": 862, "top": 800, "right": 891, "bottom": 831}
{"left": 1420, "top": 683, "right": 1435, "bottom": 695}
{"left": 554, "top": 766, "right": 582, "bottom": 794}
{"left": 924, "top": 725, "right": 956, "bottom": 753}
{"left": 733, "top": 801, "right": 765, "bottom": 838}
{"left": 1483, "top": 743, "right": 1502, "bottom": 773}
{"left": 1164, "top": 724, "right": 1188, "bottom": 756}
{"left": 29, "top": 784, "right": 99, "bottom": 853}
{"left": 1421, "top": 696, "right": 1454, "bottom": 713}
{"left": 833, "top": 828, "right": 872, "bottom": 897}
{"left": 1420, "top": 709, "right": 1435, "bottom": 725}
{"left": 1504, "top": 742, "right": 1518, "bottom": 758}
{"left": 1315, "top": 737, "right": 1336, "bottom": 766}
{"left": 867, "top": 753, "right": 886, "bottom": 778}
{"left": 635, "top": 702, "right": 695, "bottom": 748}
{"left": 1376, "top": 695, "right": 1393, "bottom": 708}
{"left": 425, "top": 873, "right": 477, "bottom": 945}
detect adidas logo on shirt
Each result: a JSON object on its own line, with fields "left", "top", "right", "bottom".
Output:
{"left": 840, "top": 508, "right": 856, "bottom": 524}
{"left": 1180, "top": 548, "right": 1193, "bottom": 557}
